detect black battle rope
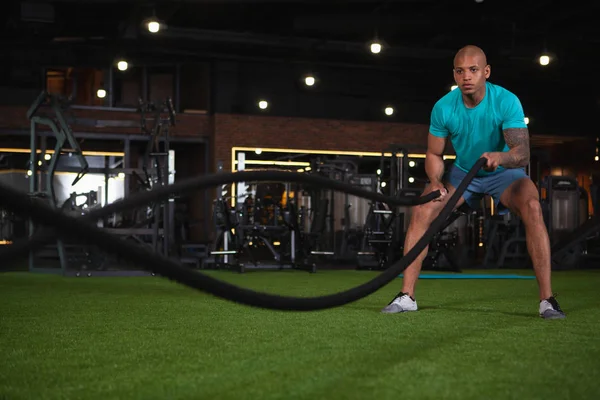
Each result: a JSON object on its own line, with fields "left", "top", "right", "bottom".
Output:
{"left": 1, "top": 170, "right": 442, "bottom": 266}
{"left": 0, "top": 158, "right": 486, "bottom": 311}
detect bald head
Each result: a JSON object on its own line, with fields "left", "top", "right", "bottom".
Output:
{"left": 454, "top": 45, "right": 488, "bottom": 67}
{"left": 452, "top": 45, "right": 491, "bottom": 97}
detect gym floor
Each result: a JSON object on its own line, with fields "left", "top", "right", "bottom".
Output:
{"left": 1, "top": 268, "right": 599, "bottom": 400}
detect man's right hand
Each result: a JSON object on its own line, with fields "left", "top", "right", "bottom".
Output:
{"left": 429, "top": 181, "right": 448, "bottom": 202}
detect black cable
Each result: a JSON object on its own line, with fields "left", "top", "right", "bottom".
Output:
{"left": 0, "top": 158, "right": 486, "bottom": 311}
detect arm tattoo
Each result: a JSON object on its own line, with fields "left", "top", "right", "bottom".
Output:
{"left": 502, "top": 128, "right": 530, "bottom": 168}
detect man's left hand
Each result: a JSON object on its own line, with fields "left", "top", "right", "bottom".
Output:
{"left": 480, "top": 152, "right": 502, "bottom": 172}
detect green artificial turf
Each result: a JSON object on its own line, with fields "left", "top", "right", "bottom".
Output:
{"left": 1, "top": 269, "right": 600, "bottom": 400}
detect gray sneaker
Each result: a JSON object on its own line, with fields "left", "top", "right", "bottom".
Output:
{"left": 381, "top": 292, "right": 418, "bottom": 314}
{"left": 539, "top": 296, "right": 566, "bottom": 319}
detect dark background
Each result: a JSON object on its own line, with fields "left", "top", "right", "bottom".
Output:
{"left": 2, "top": 0, "right": 599, "bottom": 136}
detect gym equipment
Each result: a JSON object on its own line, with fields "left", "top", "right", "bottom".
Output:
{"left": 207, "top": 195, "right": 244, "bottom": 270}
{"left": 543, "top": 176, "right": 580, "bottom": 244}
{"left": 207, "top": 185, "right": 326, "bottom": 273}
{"left": 551, "top": 215, "right": 600, "bottom": 267}
{"left": 423, "top": 205, "right": 467, "bottom": 272}
{"left": 0, "top": 209, "right": 26, "bottom": 248}
{"left": 70, "top": 97, "right": 177, "bottom": 277}
{"left": 541, "top": 175, "right": 584, "bottom": 269}
{"left": 482, "top": 212, "right": 529, "bottom": 268}
{"left": 358, "top": 186, "right": 467, "bottom": 272}
{"left": 357, "top": 199, "right": 400, "bottom": 270}
{"left": 0, "top": 158, "right": 487, "bottom": 311}
{"left": 27, "top": 91, "right": 89, "bottom": 274}
{"left": 23, "top": 92, "right": 180, "bottom": 276}
{"left": 357, "top": 145, "right": 468, "bottom": 271}
{"left": 208, "top": 154, "right": 378, "bottom": 273}
{"left": 357, "top": 145, "right": 407, "bottom": 269}
{"left": 309, "top": 159, "right": 376, "bottom": 261}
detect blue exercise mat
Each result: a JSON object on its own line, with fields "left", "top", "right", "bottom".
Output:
{"left": 398, "top": 273, "right": 535, "bottom": 279}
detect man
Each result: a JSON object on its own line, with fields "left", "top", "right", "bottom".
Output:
{"left": 382, "top": 45, "right": 565, "bottom": 319}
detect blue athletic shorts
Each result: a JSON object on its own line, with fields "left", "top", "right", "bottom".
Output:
{"left": 445, "top": 164, "right": 528, "bottom": 214}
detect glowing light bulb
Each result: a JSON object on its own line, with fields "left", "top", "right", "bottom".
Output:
{"left": 147, "top": 21, "right": 160, "bottom": 33}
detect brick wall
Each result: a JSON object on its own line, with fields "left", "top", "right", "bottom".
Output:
{"left": 213, "top": 113, "right": 435, "bottom": 172}
{"left": 0, "top": 106, "right": 210, "bottom": 137}
{"left": 0, "top": 105, "right": 446, "bottom": 167}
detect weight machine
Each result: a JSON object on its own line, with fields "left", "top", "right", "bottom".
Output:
{"left": 357, "top": 145, "right": 468, "bottom": 271}
{"left": 541, "top": 175, "right": 588, "bottom": 269}
{"left": 357, "top": 145, "right": 406, "bottom": 270}
{"left": 309, "top": 158, "right": 375, "bottom": 261}
{"left": 25, "top": 92, "right": 179, "bottom": 276}
{"left": 481, "top": 207, "right": 529, "bottom": 269}
{"left": 108, "top": 97, "right": 177, "bottom": 254}
{"left": 27, "top": 91, "right": 89, "bottom": 274}
{"left": 206, "top": 179, "right": 318, "bottom": 273}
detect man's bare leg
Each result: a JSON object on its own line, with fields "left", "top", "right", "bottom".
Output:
{"left": 500, "top": 178, "right": 552, "bottom": 300}
{"left": 401, "top": 184, "right": 464, "bottom": 297}
{"left": 500, "top": 177, "right": 565, "bottom": 319}
{"left": 381, "top": 183, "right": 464, "bottom": 313}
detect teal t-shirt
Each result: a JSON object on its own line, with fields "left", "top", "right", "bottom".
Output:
{"left": 429, "top": 81, "right": 528, "bottom": 176}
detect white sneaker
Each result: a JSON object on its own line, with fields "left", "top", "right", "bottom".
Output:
{"left": 539, "top": 296, "right": 566, "bottom": 319}
{"left": 381, "top": 292, "right": 418, "bottom": 313}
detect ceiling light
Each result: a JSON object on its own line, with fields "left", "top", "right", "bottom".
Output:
{"left": 304, "top": 76, "right": 315, "bottom": 86}
{"left": 96, "top": 89, "right": 106, "bottom": 98}
{"left": 370, "top": 41, "right": 382, "bottom": 54}
{"left": 147, "top": 20, "right": 160, "bottom": 33}
{"left": 384, "top": 106, "right": 394, "bottom": 116}
{"left": 117, "top": 60, "right": 128, "bottom": 71}
{"left": 409, "top": 161, "right": 416, "bottom": 167}
{"left": 539, "top": 55, "right": 550, "bottom": 66}
{"left": 408, "top": 177, "right": 415, "bottom": 183}
{"left": 258, "top": 100, "right": 268, "bottom": 110}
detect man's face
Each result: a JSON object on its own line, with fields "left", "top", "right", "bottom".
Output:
{"left": 453, "top": 55, "right": 490, "bottom": 95}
